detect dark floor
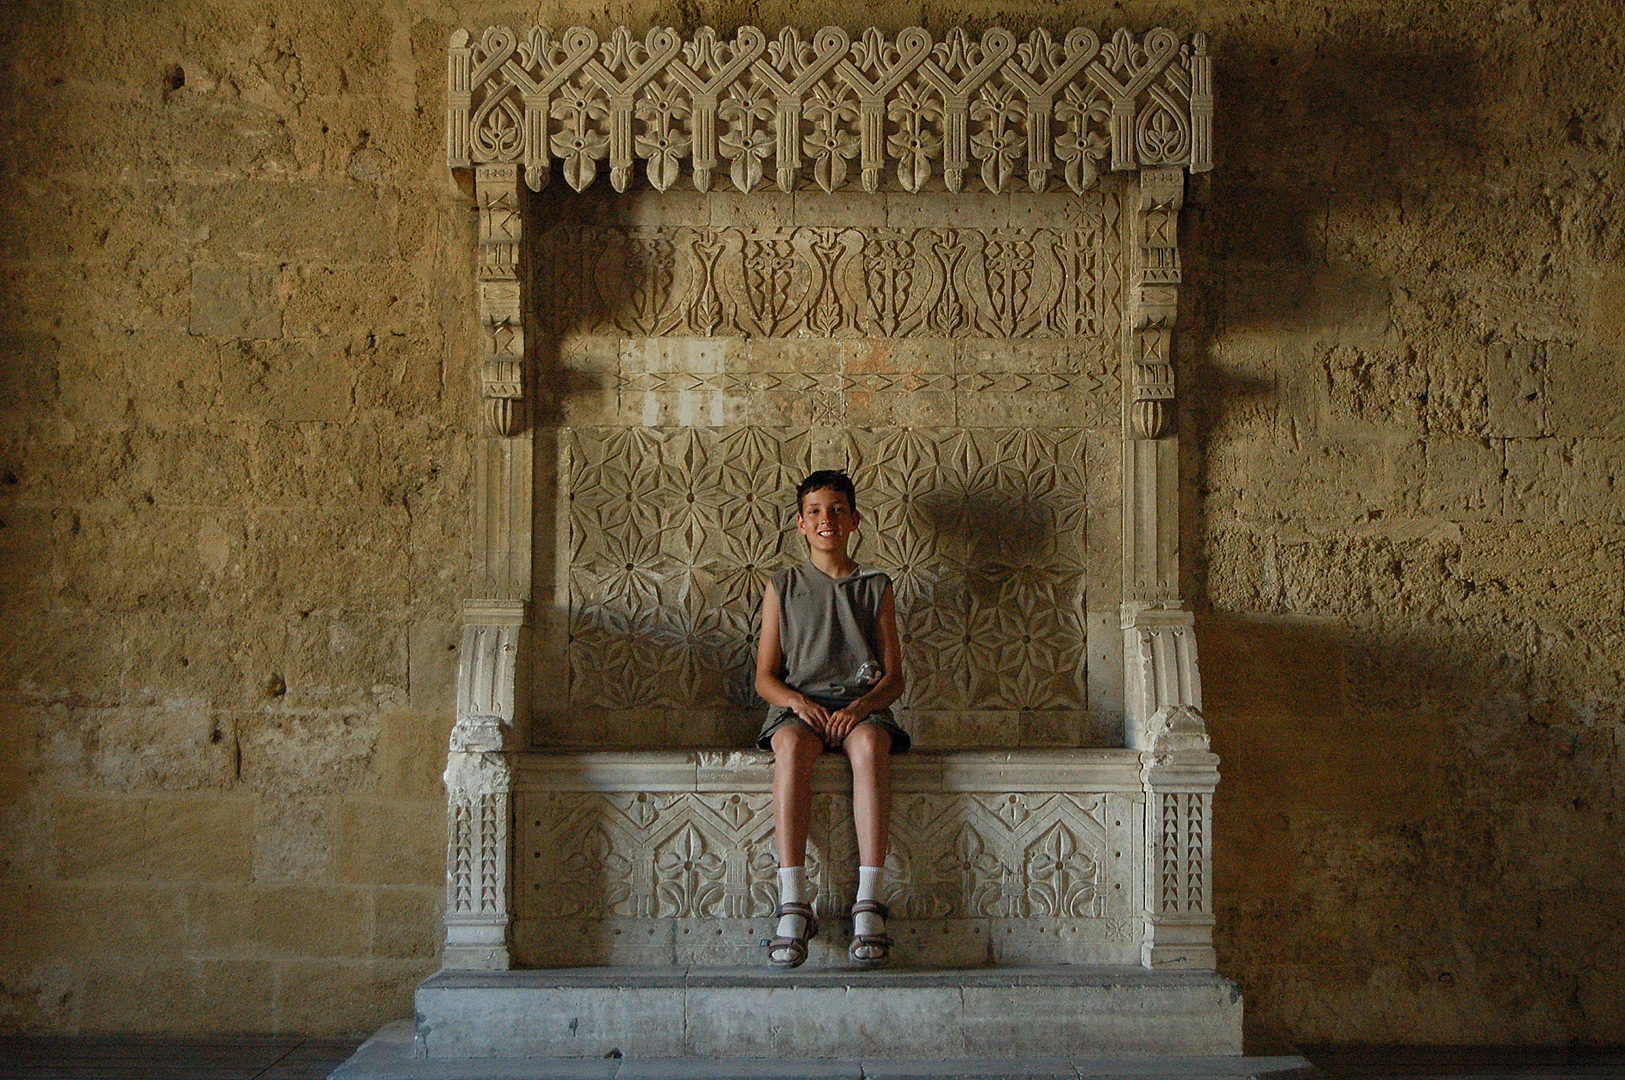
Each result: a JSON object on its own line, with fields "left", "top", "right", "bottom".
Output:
{"left": 0, "top": 1039, "right": 1623, "bottom": 1080}
{"left": 1305, "top": 1047, "right": 1625, "bottom": 1080}
{"left": 0, "top": 1036, "right": 362, "bottom": 1080}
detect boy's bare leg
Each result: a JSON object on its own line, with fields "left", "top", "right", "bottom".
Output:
{"left": 771, "top": 723, "right": 824, "bottom": 867}
{"left": 844, "top": 724, "right": 892, "bottom": 865}
{"left": 844, "top": 723, "right": 894, "bottom": 963}
{"left": 770, "top": 723, "right": 823, "bottom": 960}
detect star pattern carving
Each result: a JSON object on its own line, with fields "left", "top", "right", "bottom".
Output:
{"left": 563, "top": 426, "right": 1088, "bottom": 737}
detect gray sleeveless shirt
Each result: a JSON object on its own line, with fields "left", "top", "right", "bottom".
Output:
{"left": 773, "top": 561, "right": 891, "bottom": 702}
{"left": 757, "top": 561, "right": 909, "bottom": 751}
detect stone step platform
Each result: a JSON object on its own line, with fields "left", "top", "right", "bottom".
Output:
{"left": 407, "top": 966, "right": 1243, "bottom": 1063}
{"left": 334, "top": 1022, "right": 1303, "bottom": 1080}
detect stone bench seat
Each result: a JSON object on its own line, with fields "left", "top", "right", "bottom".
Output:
{"left": 504, "top": 749, "right": 1208, "bottom": 971}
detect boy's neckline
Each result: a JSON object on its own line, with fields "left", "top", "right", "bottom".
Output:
{"left": 804, "top": 556, "right": 862, "bottom": 582}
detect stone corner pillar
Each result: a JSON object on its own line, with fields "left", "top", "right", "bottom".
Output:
{"left": 1138, "top": 736, "right": 1218, "bottom": 971}
{"left": 1125, "top": 600, "right": 1218, "bottom": 971}
{"left": 442, "top": 600, "right": 532, "bottom": 971}
{"left": 439, "top": 156, "right": 536, "bottom": 973}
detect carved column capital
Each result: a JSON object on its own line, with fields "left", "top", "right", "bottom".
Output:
{"left": 1121, "top": 601, "right": 1205, "bottom": 752}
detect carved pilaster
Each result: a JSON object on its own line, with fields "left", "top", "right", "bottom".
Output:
{"left": 443, "top": 599, "right": 530, "bottom": 970}
{"left": 443, "top": 716, "right": 514, "bottom": 970}
{"left": 477, "top": 164, "right": 526, "bottom": 438}
{"left": 1122, "top": 168, "right": 1183, "bottom": 600}
{"left": 448, "top": 164, "right": 535, "bottom": 971}
{"left": 1121, "top": 601, "right": 1203, "bottom": 752}
{"left": 1129, "top": 167, "right": 1182, "bottom": 440}
{"left": 1140, "top": 744, "right": 1218, "bottom": 970}
{"left": 1126, "top": 600, "right": 1215, "bottom": 970}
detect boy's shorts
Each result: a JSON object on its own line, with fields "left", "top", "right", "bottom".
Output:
{"left": 757, "top": 697, "right": 911, "bottom": 753}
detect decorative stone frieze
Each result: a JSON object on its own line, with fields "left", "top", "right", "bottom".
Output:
{"left": 532, "top": 214, "right": 1124, "bottom": 340}
{"left": 448, "top": 26, "right": 1212, "bottom": 194}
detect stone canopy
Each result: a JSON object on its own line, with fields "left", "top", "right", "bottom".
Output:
{"left": 447, "top": 26, "right": 1213, "bottom": 195}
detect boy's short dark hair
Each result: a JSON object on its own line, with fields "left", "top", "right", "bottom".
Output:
{"left": 796, "top": 470, "right": 857, "bottom": 513}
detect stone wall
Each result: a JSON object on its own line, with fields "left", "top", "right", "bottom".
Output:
{"left": 0, "top": 0, "right": 1621, "bottom": 1046}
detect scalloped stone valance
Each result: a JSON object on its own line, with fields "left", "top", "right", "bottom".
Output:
{"left": 447, "top": 26, "right": 1212, "bottom": 195}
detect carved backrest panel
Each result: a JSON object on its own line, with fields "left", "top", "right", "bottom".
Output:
{"left": 533, "top": 188, "right": 1127, "bottom": 750}
{"left": 450, "top": 26, "right": 1212, "bottom": 194}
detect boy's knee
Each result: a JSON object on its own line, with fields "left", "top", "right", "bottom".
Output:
{"left": 845, "top": 723, "right": 891, "bottom": 759}
{"left": 772, "top": 724, "right": 823, "bottom": 762}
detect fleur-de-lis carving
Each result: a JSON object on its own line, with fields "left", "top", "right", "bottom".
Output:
{"left": 550, "top": 83, "right": 610, "bottom": 191}
{"left": 969, "top": 82, "right": 1027, "bottom": 193}
{"left": 1054, "top": 82, "right": 1112, "bottom": 192}
{"left": 633, "top": 78, "right": 692, "bottom": 191}
{"left": 886, "top": 82, "right": 943, "bottom": 192}
{"left": 718, "top": 81, "right": 776, "bottom": 192}
{"left": 803, "top": 82, "right": 860, "bottom": 192}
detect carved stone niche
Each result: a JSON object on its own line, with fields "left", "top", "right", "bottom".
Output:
{"left": 441, "top": 24, "right": 1218, "bottom": 984}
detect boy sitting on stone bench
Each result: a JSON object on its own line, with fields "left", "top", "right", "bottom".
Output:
{"left": 754, "top": 470, "right": 909, "bottom": 968}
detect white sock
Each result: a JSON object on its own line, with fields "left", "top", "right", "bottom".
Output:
{"left": 854, "top": 864, "right": 886, "bottom": 937}
{"left": 776, "top": 865, "right": 808, "bottom": 941}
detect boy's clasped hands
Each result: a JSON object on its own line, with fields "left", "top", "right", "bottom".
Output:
{"left": 787, "top": 695, "right": 871, "bottom": 746}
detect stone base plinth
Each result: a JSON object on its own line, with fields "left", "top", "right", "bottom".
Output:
{"left": 412, "top": 967, "right": 1243, "bottom": 1060}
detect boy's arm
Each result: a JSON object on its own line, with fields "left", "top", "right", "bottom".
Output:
{"left": 755, "top": 580, "right": 832, "bottom": 734}
{"left": 825, "top": 582, "right": 905, "bottom": 741}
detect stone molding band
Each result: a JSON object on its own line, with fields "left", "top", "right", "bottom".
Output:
{"left": 448, "top": 26, "right": 1213, "bottom": 194}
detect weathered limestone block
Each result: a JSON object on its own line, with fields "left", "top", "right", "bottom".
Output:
{"left": 53, "top": 795, "right": 253, "bottom": 883}
{"left": 188, "top": 265, "right": 283, "bottom": 339}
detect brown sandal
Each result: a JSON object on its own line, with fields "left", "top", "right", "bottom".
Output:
{"left": 848, "top": 899, "right": 892, "bottom": 968}
{"left": 766, "top": 902, "right": 818, "bottom": 968}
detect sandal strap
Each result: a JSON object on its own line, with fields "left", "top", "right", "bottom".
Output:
{"left": 767, "top": 935, "right": 809, "bottom": 966}
{"left": 850, "top": 933, "right": 892, "bottom": 947}
{"left": 776, "top": 901, "right": 816, "bottom": 920}
{"left": 850, "top": 899, "right": 890, "bottom": 920}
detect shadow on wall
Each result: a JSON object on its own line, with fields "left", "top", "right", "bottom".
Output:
{"left": 1182, "top": 18, "right": 1625, "bottom": 1046}
{"left": 1203, "top": 610, "right": 1624, "bottom": 1044}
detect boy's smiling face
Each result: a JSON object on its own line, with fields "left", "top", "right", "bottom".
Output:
{"left": 796, "top": 486, "right": 859, "bottom": 555}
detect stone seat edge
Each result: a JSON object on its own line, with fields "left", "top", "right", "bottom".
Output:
{"left": 420, "top": 965, "right": 1241, "bottom": 992}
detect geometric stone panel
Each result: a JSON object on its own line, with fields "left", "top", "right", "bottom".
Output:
{"left": 556, "top": 426, "right": 1091, "bottom": 747}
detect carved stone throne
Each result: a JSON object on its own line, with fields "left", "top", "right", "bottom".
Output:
{"left": 423, "top": 24, "right": 1233, "bottom": 1061}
